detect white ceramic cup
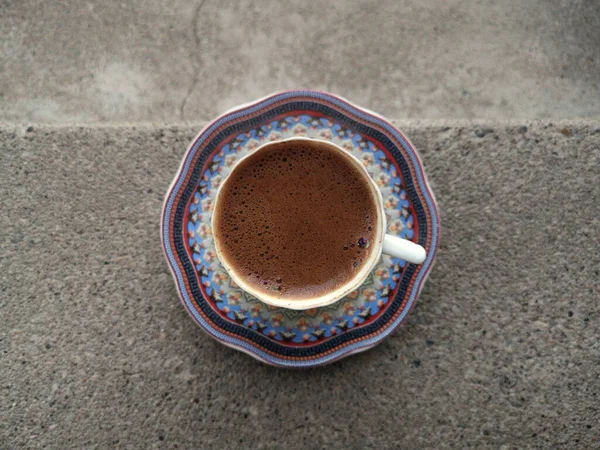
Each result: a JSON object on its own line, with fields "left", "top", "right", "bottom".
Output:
{"left": 212, "top": 137, "right": 426, "bottom": 310}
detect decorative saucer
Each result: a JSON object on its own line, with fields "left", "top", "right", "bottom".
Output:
{"left": 161, "top": 90, "right": 440, "bottom": 367}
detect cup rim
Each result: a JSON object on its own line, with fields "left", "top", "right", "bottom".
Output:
{"left": 211, "top": 137, "right": 386, "bottom": 310}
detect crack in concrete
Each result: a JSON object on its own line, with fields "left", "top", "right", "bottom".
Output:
{"left": 179, "top": 0, "right": 208, "bottom": 122}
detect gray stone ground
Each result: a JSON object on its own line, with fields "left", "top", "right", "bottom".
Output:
{"left": 1, "top": 122, "right": 599, "bottom": 449}
{"left": 2, "top": 0, "right": 600, "bottom": 448}
{"left": 1, "top": 0, "right": 600, "bottom": 123}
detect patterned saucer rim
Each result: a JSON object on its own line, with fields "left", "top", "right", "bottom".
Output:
{"left": 161, "top": 90, "right": 440, "bottom": 367}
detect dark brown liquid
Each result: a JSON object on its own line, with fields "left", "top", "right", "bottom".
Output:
{"left": 213, "top": 140, "right": 378, "bottom": 300}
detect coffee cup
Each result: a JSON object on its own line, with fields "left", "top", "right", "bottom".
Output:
{"left": 212, "top": 137, "right": 426, "bottom": 310}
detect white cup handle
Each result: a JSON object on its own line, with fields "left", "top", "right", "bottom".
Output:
{"left": 382, "top": 234, "right": 426, "bottom": 264}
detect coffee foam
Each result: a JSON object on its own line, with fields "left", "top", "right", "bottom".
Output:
{"left": 213, "top": 141, "right": 378, "bottom": 300}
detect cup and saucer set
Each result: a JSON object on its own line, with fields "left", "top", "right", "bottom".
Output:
{"left": 161, "top": 90, "right": 440, "bottom": 368}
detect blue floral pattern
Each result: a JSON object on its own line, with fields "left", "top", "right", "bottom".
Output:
{"left": 186, "top": 114, "right": 416, "bottom": 344}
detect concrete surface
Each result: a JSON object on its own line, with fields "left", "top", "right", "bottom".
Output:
{"left": 1, "top": 121, "right": 599, "bottom": 449}
{"left": 1, "top": 0, "right": 600, "bottom": 123}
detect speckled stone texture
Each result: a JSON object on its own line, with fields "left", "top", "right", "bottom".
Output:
{"left": 1, "top": 122, "right": 599, "bottom": 449}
